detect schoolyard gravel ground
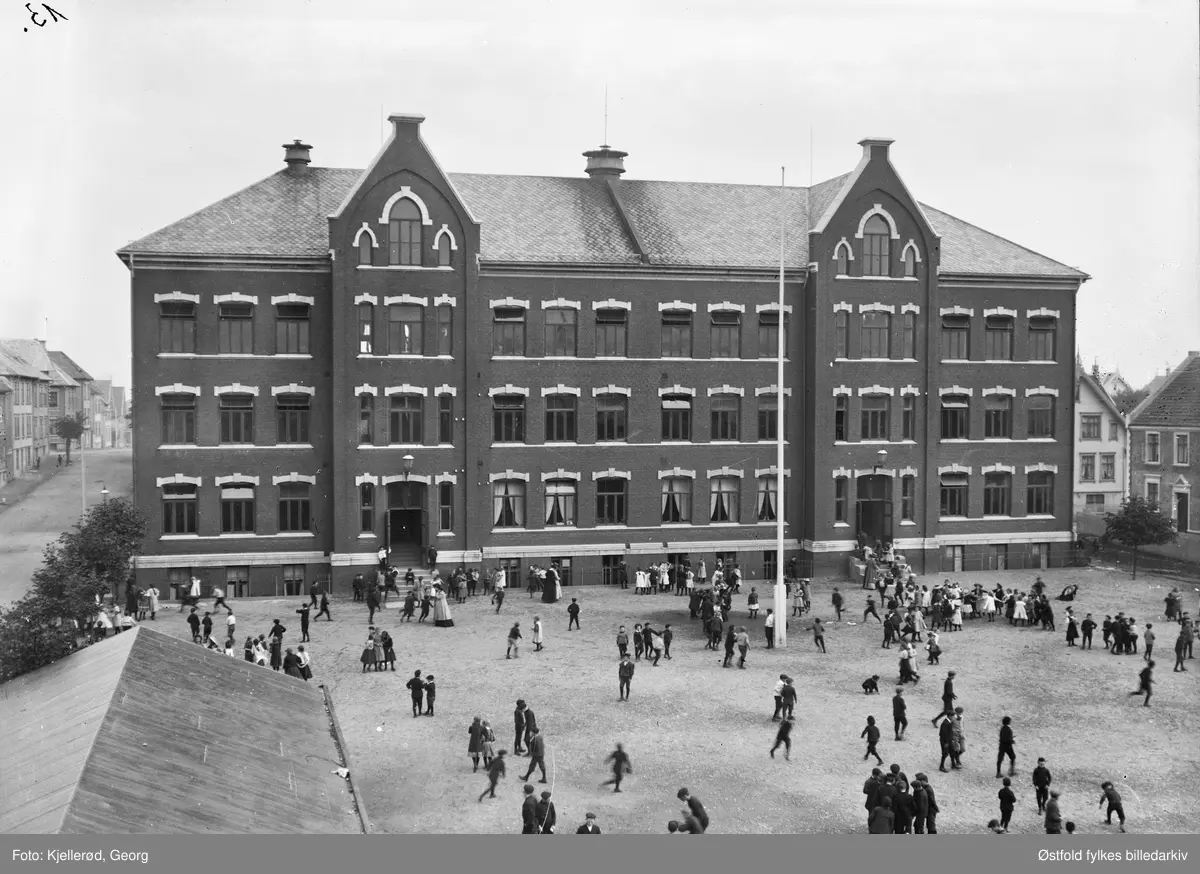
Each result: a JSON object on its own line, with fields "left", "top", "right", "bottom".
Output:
{"left": 150, "top": 566, "right": 1199, "bottom": 834}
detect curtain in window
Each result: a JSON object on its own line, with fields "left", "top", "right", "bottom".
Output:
{"left": 710, "top": 481, "right": 732, "bottom": 522}
{"left": 544, "top": 481, "right": 574, "bottom": 525}
{"left": 661, "top": 478, "right": 687, "bottom": 522}
{"left": 495, "top": 481, "right": 525, "bottom": 527}
{"left": 758, "top": 480, "right": 777, "bottom": 521}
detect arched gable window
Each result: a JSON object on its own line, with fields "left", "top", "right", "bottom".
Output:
{"left": 389, "top": 199, "right": 422, "bottom": 266}
{"left": 437, "top": 234, "right": 452, "bottom": 267}
{"left": 359, "top": 234, "right": 372, "bottom": 265}
{"left": 903, "top": 246, "right": 917, "bottom": 277}
{"left": 862, "top": 215, "right": 890, "bottom": 276}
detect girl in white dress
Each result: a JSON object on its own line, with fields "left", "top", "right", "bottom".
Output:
{"left": 1012, "top": 595, "right": 1028, "bottom": 626}
{"left": 532, "top": 616, "right": 544, "bottom": 651}
{"left": 981, "top": 591, "right": 996, "bottom": 621}
{"left": 685, "top": 568, "right": 695, "bottom": 592}
{"left": 635, "top": 568, "right": 649, "bottom": 595}
{"left": 951, "top": 601, "right": 963, "bottom": 631}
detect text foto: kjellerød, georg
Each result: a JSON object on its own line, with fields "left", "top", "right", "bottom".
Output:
{"left": 12, "top": 850, "right": 150, "bottom": 864}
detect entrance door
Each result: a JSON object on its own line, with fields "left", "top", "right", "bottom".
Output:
{"left": 856, "top": 475, "right": 894, "bottom": 548}
{"left": 1177, "top": 493, "right": 1189, "bottom": 533}
{"left": 386, "top": 482, "right": 428, "bottom": 552}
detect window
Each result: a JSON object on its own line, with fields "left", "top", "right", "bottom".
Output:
{"left": 941, "top": 314, "right": 970, "bottom": 360}
{"left": 359, "top": 394, "right": 374, "bottom": 444}
{"left": 1079, "top": 453, "right": 1096, "bottom": 482}
{"left": 862, "top": 215, "right": 890, "bottom": 276}
{"left": 493, "top": 395, "right": 525, "bottom": 443}
{"left": 756, "top": 476, "right": 778, "bottom": 522}
{"left": 940, "top": 474, "right": 968, "bottom": 517}
{"left": 1027, "top": 396, "right": 1054, "bottom": 439}
{"left": 360, "top": 482, "right": 375, "bottom": 533}
{"left": 1085, "top": 493, "right": 1105, "bottom": 510}
{"left": 835, "top": 396, "right": 848, "bottom": 442}
{"left": 834, "top": 476, "right": 849, "bottom": 523}
{"left": 388, "top": 304, "right": 423, "bottom": 355}
{"left": 437, "top": 394, "right": 453, "bottom": 444}
{"left": 159, "top": 301, "right": 196, "bottom": 353}
{"left": 984, "top": 395, "right": 1012, "bottom": 439}
{"left": 1100, "top": 453, "right": 1116, "bottom": 482}
{"left": 544, "top": 308, "right": 577, "bottom": 357}
{"left": 709, "top": 477, "right": 740, "bottom": 523}
{"left": 983, "top": 473, "right": 1011, "bottom": 516}
{"left": 861, "top": 395, "right": 890, "bottom": 441}
{"left": 595, "top": 308, "right": 627, "bottom": 357}
{"left": 276, "top": 394, "right": 310, "bottom": 444}
{"left": 278, "top": 483, "right": 311, "bottom": 532}
{"left": 902, "top": 395, "right": 916, "bottom": 440}
{"left": 436, "top": 306, "right": 453, "bottom": 356}
{"left": 162, "top": 483, "right": 197, "bottom": 535}
{"left": 661, "top": 311, "right": 692, "bottom": 358}
{"left": 984, "top": 315, "right": 1013, "bottom": 360}
{"left": 160, "top": 393, "right": 196, "bottom": 444}
{"left": 941, "top": 395, "right": 971, "bottom": 440}
{"left": 661, "top": 477, "right": 692, "bottom": 523}
{"left": 1146, "top": 478, "right": 1160, "bottom": 507}
{"left": 900, "top": 312, "right": 915, "bottom": 359}
{"left": 388, "top": 198, "right": 421, "bottom": 265}
{"left": 758, "top": 394, "right": 780, "bottom": 441}
{"left": 860, "top": 312, "right": 891, "bottom": 358}
{"left": 358, "top": 303, "right": 374, "bottom": 354}
{"left": 358, "top": 232, "right": 372, "bottom": 265}
{"left": 166, "top": 568, "right": 193, "bottom": 601}
{"left": 834, "top": 311, "right": 849, "bottom": 358}
{"left": 661, "top": 394, "right": 692, "bottom": 441}
{"left": 220, "top": 482, "right": 255, "bottom": 533}
{"left": 544, "top": 479, "right": 577, "bottom": 526}
{"left": 903, "top": 247, "right": 917, "bottom": 277}
{"left": 710, "top": 311, "right": 741, "bottom": 358}
{"left": 1175, "top": 433, "right": 1190, "bottom": 466}
{"left": 1027, "top": 472, "right": 1054, "bottom": 515}
{"left": 218, "top": 303, "right": 254, "bottom": 354}
{"left": 219, "top": 394, "right": 254, "bottom": 444}
{"left": 544, "top": 395, "right": 577, "bottom": 442}
{"left": 901, "top": 475, "right": 916, "bottom": 521}
{"left": 493, "top": 307, "right": 526, "bottom": 356}
{"left": 1029, "top": 317, "right": 1057, "bottom": 361}
{"left": 836, "top": 246, "right": 849, "bottom": 275}
{"left": 758, "top": 312, "right": 786, "bottom": 358}
{"left": 1080, "top": 414, "right": 1101, "bottom": 440}
{"left": 389, "top": 395, "right": 423, "bottom": 444}
{"left": 985, "top": 545, "right": 1008, "bottom": 571}
{"left": 493, "top": 480, "right": 526, "bottom": 528}
{"left": 595, "top": 394, "right": 627, "bottom": 442}
{"left": 282, "top": 565, "right": 305, "bottom": 597}
{"left": 602, "top": 555, "right": 623, "bottom": 585}
{"left": 710, "top": 395, "right": 740, "bottom": 441}
{"left": 596, "top": 478, "right": 628, "bottom": 525}
{"left": 438, "top": 482, "right": 453, "bottom": 531}
{"left": 48, "top": 390, "right": 58, "bottom": 408}
{"left": 1145, "top": 432, "right": 1160, "bottom": 464}
{"left": 225, "top": 566, "right": 249, "bottom": 598}
{"left": 437, "top": 234, "right": 452, "bottom": 267}
{"left": 1109, "top": 419, "right": 1119, "bottom": 441}
{"left": 275, "top": 303, "right": 310, "bottom": 354}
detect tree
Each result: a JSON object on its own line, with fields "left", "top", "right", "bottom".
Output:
{"left": 53, "top": 410, "right": 88, "bottom": 464}
{"left": 0, "top": 497, "right": 148, "bottom": 683}
{"left": 1112, "top": 387, "right": 1149, "bottom": 415}
{"left": 1103, "top": 496, "right": 1178, "bottom": 580}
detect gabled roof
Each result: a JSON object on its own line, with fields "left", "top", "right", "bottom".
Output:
{"left": 0, "top": 375, "right": 12, "bottom": 393}
{"left": 0, "top": 339, "right": 51, "bottom": 381}
{"left": 1130, "top": 351, "right": 1200, "bottom": 429}
{"left": 117, "top": 155, "right": 1086, "bottom": 277}
{"left": 1076, "top": 363, "right": 1126, "bottom": 423}
{"left": 46, "top": 360, "right": 79, "bottom": 389}
{"left": 0, "top": 626, "right": 361, "bottom": 834}
{"left": 47, "top": 350, "right": 94, "bottom": 383}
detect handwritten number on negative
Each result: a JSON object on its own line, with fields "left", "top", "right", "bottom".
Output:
{"left": 26, "top": 4, "right": 68, "bottom": 27}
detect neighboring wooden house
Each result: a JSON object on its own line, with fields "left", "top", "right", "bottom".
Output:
{"left": 0, "top": 626, "right": 362, "bottom": 834}
{"left": 1129, "top": 350, "right": 1200, "bottom": 536}
{"left": 1073, "top": 362, "right": 1128, "bottom": 534}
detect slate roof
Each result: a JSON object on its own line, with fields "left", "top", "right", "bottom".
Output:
{"left": 47, "top": 350, "right": 94, "bottom": 383}
{"left": 0, "top": 375, "right": 12, "bottom": 393}
{"left": 119, "top": 161, "right": 1086, "bottom": 276}
{"left": 1129, "top": 352, "right": 1200, "bottom": 429}
{"left": 0, "top": 339, "right": 51, "bottom": 381}
{"left": 0, "top": 626, "right": 361, "bottom": 834}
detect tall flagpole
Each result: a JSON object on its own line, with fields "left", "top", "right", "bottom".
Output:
{"left": 774, "top": 167, "right": 788, "bottom": 648}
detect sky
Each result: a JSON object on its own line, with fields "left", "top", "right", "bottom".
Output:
{"left": 0, "top": 0, "right": 1196, "bottom": 390}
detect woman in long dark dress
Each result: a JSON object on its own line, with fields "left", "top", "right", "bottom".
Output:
{"left": 467, "top": 716, "right": 485, "bottom": 772}
{"left": 541, "top": 565, "right": 559, "bottom": 604}
{"left": 283, "top": 648, "right": 303, "bottom": 679}
{"left": 269, "top": 636, "right": 283, "bottom": 671}
{"left": 243, "top": 636, "right": 255, "bottom": 662}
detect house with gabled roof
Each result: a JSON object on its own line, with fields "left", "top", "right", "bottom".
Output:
{"left": 1128, "top": 350, "right": 1200, "bottom": 536}
{"left": 1073, "top": 361, "right": 1128, "bottom": 534}
{"left": 116, "top": 116, "right": 1087, "bottom": 594}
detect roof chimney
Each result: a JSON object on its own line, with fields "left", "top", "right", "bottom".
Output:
{"left": 859, "top": 138, "right": 894, "bottom": 162}
{"left": 283, "top": 140, "right": 312, "bottom": 174}
{"left": 584, "top": 145, "right": 627, "bottom": 178}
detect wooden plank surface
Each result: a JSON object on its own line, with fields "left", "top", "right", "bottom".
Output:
{"left": 0, "top": 627, "right": 361, "bottom": 834}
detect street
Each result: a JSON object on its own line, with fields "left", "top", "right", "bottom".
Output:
{"left": 0, "top": 449, "right": 133, "bottom": 608}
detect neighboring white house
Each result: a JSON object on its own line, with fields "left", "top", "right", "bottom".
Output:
{"left": 1073, "top": 364, "right": 1128, "bottom": 534}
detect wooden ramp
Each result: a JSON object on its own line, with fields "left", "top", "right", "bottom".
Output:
{"left": 0, "top": 627, "right": 361, "bottom": 834}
